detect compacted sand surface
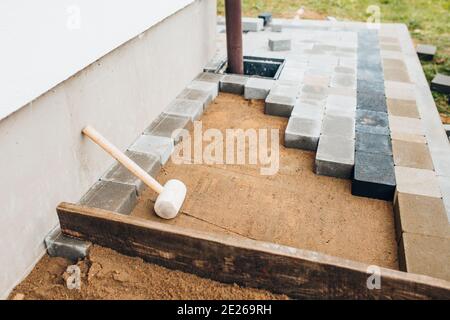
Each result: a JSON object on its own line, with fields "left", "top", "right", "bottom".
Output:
{"left": 132, "top": 93, "right": 398, "bottom": 269}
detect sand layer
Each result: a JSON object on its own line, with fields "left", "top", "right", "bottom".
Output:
{"left": 10, "top": 245, "right": 287, "bottom": 300}
{"left": 132, "top": 93, "right": 398, "bottom": 269}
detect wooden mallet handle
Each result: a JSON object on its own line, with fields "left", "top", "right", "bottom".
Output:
{"left": 82, "top": 126, "right": 164, "bottom": 194}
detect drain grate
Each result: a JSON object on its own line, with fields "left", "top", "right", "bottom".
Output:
{"left": 222, "top": 56, "right": 285, "bottom": 79}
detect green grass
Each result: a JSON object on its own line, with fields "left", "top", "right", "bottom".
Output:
{"left": 218, "top": 0, "right": 450, "bottom": 119}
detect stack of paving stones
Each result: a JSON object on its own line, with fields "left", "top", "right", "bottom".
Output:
{"left": 79, "top": 73, "right": 221, "bottom": 215}
{"left": 351, "top": 30, "right": 396, "bottom": 201}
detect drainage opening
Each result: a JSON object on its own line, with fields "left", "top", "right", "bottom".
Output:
{"left": 225, "top": 56, "right": 285, "bottom": 80}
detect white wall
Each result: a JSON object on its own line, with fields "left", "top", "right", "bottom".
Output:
{"left": 0, "top": 0, "right": 195, "bottom": 120}
{"left": 0, "top": 0, "right": 216, "bottom": 299}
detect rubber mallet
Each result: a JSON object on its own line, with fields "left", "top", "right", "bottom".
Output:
{"left": 82, "top": 126, "right": 186, "bottom": 219}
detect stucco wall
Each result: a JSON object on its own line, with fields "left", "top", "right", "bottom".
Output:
{"left": 0, "top": 0, "right": 216, "bottom": 299}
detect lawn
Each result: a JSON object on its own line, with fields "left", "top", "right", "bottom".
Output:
{"left": 217, "top": 0, "right": 450, "bottom": 121}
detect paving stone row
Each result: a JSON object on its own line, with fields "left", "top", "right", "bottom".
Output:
{"left": 384, "top": 33, "right": 450, "bottom": 280}
{"left": 377, "top": 35, "right": 450, "bottom": 280}
{"left": 271, "top": 30, "right": 360, "bottom": 177}
{"left": 101, "top": 150, "right": 162, "bottom": 195}
{"left": 351, "top": 30, "right": 396, "bottom": 201}
{"left": 78, "top": 72, "right": 218, "bottom": 215}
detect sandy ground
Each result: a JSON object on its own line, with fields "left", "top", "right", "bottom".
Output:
{"left": 132, "top": 93, "right": 398, "bottom": 269}
{"left": 10, "top": 245, "right": 288, "bottom": 300}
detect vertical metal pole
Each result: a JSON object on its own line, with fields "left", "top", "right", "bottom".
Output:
{"left": 225, "top": 0, "right": 243, "bottom": 74}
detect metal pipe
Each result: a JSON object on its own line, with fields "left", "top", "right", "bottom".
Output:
{"left": 225, "top": 0, "right": 243, "bottom": 74}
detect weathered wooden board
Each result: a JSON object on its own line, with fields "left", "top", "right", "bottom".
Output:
{"left": 57, "top": 202, "right": 450, "bottom": 299}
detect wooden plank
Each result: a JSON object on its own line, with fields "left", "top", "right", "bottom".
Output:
{"left": 57, "top": 202, "right": 450, "bottom": 299}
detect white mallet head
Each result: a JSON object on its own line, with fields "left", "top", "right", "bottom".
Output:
{"left": 154, "top": 179, "right": 187, "bottom": 219}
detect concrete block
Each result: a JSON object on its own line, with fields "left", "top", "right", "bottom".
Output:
{"left": 303, "top": 74, "right": 330, "bottom": 87}
{"left": 163, "top": 99, "right": 203, "bottom": 121}
{"left": 399, "top": 233, "right": 450, "bottom": 281}
{"left": 291, "top": 101, "right": 325, "bottom": 120}
{"left": 355, "top": 132, "right": 392, "bottom": 155}
{"left": 284, "top": 116, "right": 322, "bottom": 151}
{"left": 129, "top": 134, "right": 174, "bottom": 165}
{"left": 244, "top": 77, "right": 274, "bottom": 100}
{"left": 220, "top": 75, "right": 248, "bottom": 94}
{"left": 357, "top": 68, "right": 384, "bottom": 83}
{"left": 204, "top": 53, "right": 227, "bottom": 73}
{"left": 352, "top": 151, "right": 396, "bottom": 201}
{"left": 177, "top": 89, "right": 212, "bottom": 109}
{"left": 242, "top": 17, "right": 264, "bottom": 32}
{"left": 395, "top": 166, "right": 442, "bottom": 198}
{"left": 382, "top": 58, "right": 407, "bottom": 70}
{"left": 258, "top": 12, "right": 272, "bottom": 26}
{"left": 387, "top": 98, "right": 420, "bottom": 119}
{"left": 381, "top": 43, "right": 402, "bottom": 52}
{"left": 268, "top": 38, "right": 291, "bottom": 51}
{"left": 187, "top": 80, "right": 219, "bottom": 100}
{"left": 145, "top": 114, "right": 192, "bottom": 144}
{"left": 328, "top": 86, "right": 356, "bottom": 98}
{"left": 271, "top": 23, "right": 282, "bottom": 32}
{"left": 321, "top": 114, "right": 355, "bottom": 139}
{"left": 390, "top": 131, "right": 427, "bottom": 144}
{"left": 357, "top": 91, "right": 387, "bottom": 113}
{"left": 300, "top": 84, "right": 328, "bottom": 102}
{"left": 278, "top": 68, "right": 304, "bottom": 82}
{"left": 45, "top": 227, "right": 91, "bottom": 261}
{"left": 388, "top": 115, "right": 425, "bottom": 136}
{"left": 335, "top": 66, "right": 356, "bottom": 75}
{"left": 315, "top": 135, "right": 355, "bottom": 179}
{"left": 79, "top": 180, "right": 137, "bottom": 215}
{"left": 384, "top": 67, "right": 411, "bottom": 83}
{"left": 394, "top": 193, "right": 450, "bottom": 242}
{"left": 356, "top": 110, "right": 390, "bottom": 135}
{"left": 392, "top": 140, "right": 434, "bottom": 170}
{"left": 325, "top": 94, "right": 357, "bottom": 116}
{"left": 102, "top": 150, "right": 161, "bottom": 194}
{"left": 265, "top": 94, "right": 296, "bottom": 117}
{"left": 331, "top": 73, "right": 356, "bottom": 89}
{"left": 385, "top": 81, "right": 416, "bottom": 101}
{"left": 416, "top": 44, "right": 436, "bottom": 61}
{"left": 431, "top": 74, "right": 450, "bottom": 94}
{"left": 196, "top": 72, "right": 225, "bottom": 85}
{"left": 357, "top": 79, "right": 385, "bottom": 94}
